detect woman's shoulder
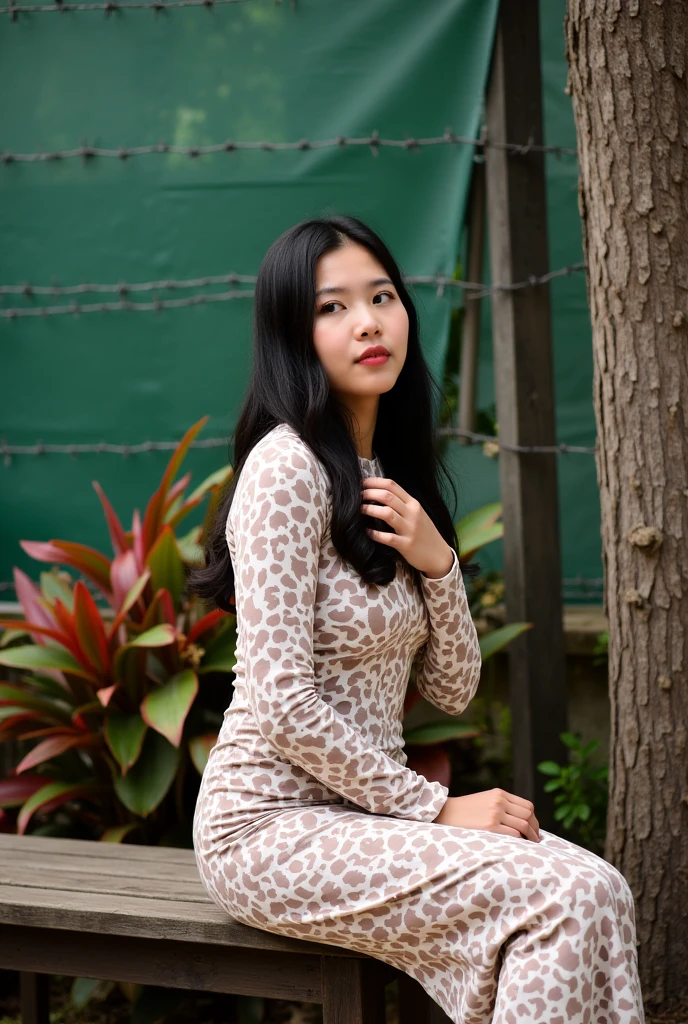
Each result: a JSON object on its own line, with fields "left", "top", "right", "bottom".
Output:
{"left": 237, "top": 423, "right": 329, "bottom": 499}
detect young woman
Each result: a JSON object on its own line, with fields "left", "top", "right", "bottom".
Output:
{"left": 190, "top": 215, "right": 644, "bottom": 1024}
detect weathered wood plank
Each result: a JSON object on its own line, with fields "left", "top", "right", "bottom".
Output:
{"left": 0, "top": 884, "right": 358, "bottom": 956}
{"left": 0, "top": 847, "right": 202, "bottom": 882}
{"left": 0, "top": 865, "right": 208, "bottom": 903}
{"left": 1, "top": 925, "right": 324, "bottom": 1002}
{"left": 0, "top": 832, "right": 193, "bottom": 864}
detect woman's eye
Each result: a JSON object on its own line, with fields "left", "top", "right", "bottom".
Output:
{"left": 319, "top": 292, "right": 394, "bottom": 315}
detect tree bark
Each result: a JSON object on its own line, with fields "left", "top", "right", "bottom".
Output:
{"left": 565, "top": 0, "right": 688, "bottom": 1008}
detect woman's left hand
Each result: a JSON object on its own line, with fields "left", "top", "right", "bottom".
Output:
{"left": 361, "top": 476, "right": 455, "bottom": 579}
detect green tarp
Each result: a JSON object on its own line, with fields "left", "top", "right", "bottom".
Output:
{"left": 1, "top": 0, "right": 601, "bottom": 604}
{"left": 0, "top": 0, "right": 501, "bottom": 593}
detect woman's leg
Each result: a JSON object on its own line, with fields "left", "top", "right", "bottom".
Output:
{"left": 489, "top": 829, "right": 644, "bottom": 1024}
{"left": 199, "top": 807, "right": 644, "bottom": 1024}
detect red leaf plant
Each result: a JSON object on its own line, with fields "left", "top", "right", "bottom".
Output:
{"left": 0, "top": 418, "right": 236, "bottom": 845}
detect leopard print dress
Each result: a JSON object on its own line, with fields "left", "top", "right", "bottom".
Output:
{"left": 193, "top": 422, "right": 644, "bottom": 1024}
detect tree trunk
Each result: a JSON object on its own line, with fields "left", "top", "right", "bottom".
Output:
{"left": 564, "top": 0, "right": 688, "bottom": 1008}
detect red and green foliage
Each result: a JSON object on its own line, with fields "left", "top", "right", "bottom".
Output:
{"left": 403, "top": 502, "right": 532, "bottom": 788}
{"left": 0, "top": 417, "right": 236, "bottom": 844}
{"left": 0, "top": 426, "right": 528, "bottom": 839}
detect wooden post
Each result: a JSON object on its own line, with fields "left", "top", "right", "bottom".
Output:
{"left": 20, "top": 972, "right": 50, "bottom": 1024}
{"left": 397, "top": 973, "right": 452, "bottom": 1024}
{"left": 457, "top": 159, "right": 486, "bottom": 444}
{"left": 483, "top": 0, "right": 568, "bottom": 826}
{"left": 320, "top": 957, "right": 386, "bottom": 1024}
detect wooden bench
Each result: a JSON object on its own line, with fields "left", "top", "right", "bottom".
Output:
{"left": 0, "top": 833, "right": 450, "bottom": 1024}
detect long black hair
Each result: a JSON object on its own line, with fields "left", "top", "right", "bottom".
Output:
{"left": 187, "top": 214, "right": 480, "bottom": 611}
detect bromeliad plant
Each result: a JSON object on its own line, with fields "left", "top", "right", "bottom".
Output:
{"left": 403, "top": 501, "right": 532, "bottom": 788}
{"left": 0, "top": 417, "right": 236, "bottom": 843}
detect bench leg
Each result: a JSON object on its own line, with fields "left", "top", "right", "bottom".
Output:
{"left": 397, "top": 971, "right": 453, "bottom": 1024}
{"left": 20, "top": 972, "right": 50, "bottom": 1024}
{"left": 321, "top": 957, "right": 386, "bottom": 1024}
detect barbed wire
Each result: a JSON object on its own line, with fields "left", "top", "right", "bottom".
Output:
{"left": 0, "top": 272, "right": 256, "bottom": 295}
{"left": 0, "top": 129, "right": 578, "bottom": 161}
{"left": 0, "top": 426, "right": 597, "bottom": 467}
{"left": 3, "top": 0, "right": 285, "bottom": 16}
{"left": 0, "top": 288, "right": 254, "bottom": 318}
{"left": 0, "top": 437, "right": 230, "bottom": 465}
{"left": 436, "top": 426, "right": 596, "bottom": 455}
{"left": 0, "top": 262, "right": 587, "bottom": 318}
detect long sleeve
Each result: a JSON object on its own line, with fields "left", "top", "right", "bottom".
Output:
{"left": 414, "top": 548, "right": 482, "bottom": 715}
{"left": 230, "top": 435, "right": 448, "bottom": 823}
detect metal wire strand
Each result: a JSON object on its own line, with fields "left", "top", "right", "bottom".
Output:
{"left": 436, "top": 426, "right": 596, "bottom": 455}
{"left": 0, "top": 263, "right": 587, "bottom": 318}
{"left": 0, "top": 289, "right": 254, "bottom": 318}
{"left": 3, "top": 0, "right": 280, "bottom": 15}
{"left": 0, "top": 428, "right": 596, "bottom": 468}
{"left": 0, "top": 129, "right": 578, "bottom": 161}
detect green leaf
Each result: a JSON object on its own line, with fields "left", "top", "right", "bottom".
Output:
{"left": 111, "top": 624, "right": 177, "bottom": 691}
{"left": 146, "top": 527, "right": 184, "bottom": 609}
{"left": 403, "top": 721, "right": 480, "bottom": 746}
{"left": 0, "top": 627, "right": 31, "bottom": 648}
{"left": 188, "top": 732, "right": 218, "bottom": 775}
{"left": 578, "top": 804, "right": 591, "bottom": 821}
{"left": 100, "top": 824, "right": 138, "bottom": 843}
{"left": 561, "top": 731, "right": 581, "bottom": 749}
{"left": 24, "top": 673, "right": 74, "bottom": 701}
{"left": 536, "top": 760, "right": 562, "bottom": 776}
{"left": 176, "top": 526, "right": 204, "bottom": 565}
{"left": 40, "top": 569, "right": 75, "bottom": 611}
{"left": 553, "top": 805, "right": 570, "bottom": 821}
{"left": 140, "top": 670, "right": 198, "bottom": 748}
{"left": 0, "top": 683, "right": 74, "bottom": 723}
{"left": 198, "top": 624, "right": 237, "bottom": 675}
{"left": 113, "top": 729, "right": 181, "bottom": 817}
{"left": 186, "top": 465, "right": 234, "bottom": 507}
{"left": 543, "top": 779, "right": 563, "bottom": 792}
{"left": 107, "top": 569, "right": 151, "bottom": 637}
{"left": 17, "top": 780, "right": 100, "bottom": 835}
{"left": 0, "top": 644, "right": 98, "bottom": 682}
{"left": 126, "top": 624, "right": 176, "bottom": 649}
{"left": 455, "top": 502, "right": 502, "bottom": 538}
{"left": 478, "top": 622, "right": 533, "bottom": 662}
{"left": 456, "top": 503, "right": 503, "bottom": 560}
{"left": 458, "top": 522, "right": 504, "bottom": 560}
{"left": 105, "top": 711, "right": 148, "bottom": 774}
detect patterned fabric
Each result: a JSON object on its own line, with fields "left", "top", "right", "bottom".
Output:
{"left": 193, "top": 422, "right": 643, "bottom": 1023}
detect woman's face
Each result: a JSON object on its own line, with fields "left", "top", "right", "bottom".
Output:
{"left": 312, "top": 242, "right": 409, "bottom": 402}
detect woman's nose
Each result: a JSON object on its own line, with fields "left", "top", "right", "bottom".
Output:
{"left": 355, "top": 319, "right": 382, "bottom": 338}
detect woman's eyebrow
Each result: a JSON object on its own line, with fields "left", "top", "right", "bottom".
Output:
{"left": 315, "top": 277, "right": 393, "bottom": 298}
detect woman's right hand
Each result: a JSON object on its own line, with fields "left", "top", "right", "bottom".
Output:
{"left": 432, "top": 789, "right": 541, "bottom": 842}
